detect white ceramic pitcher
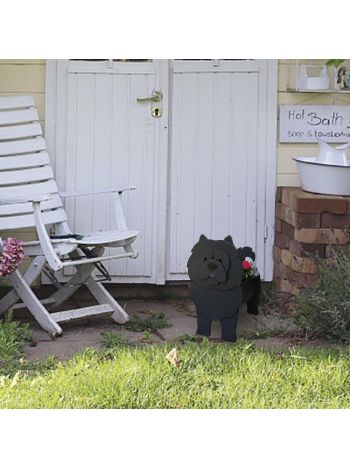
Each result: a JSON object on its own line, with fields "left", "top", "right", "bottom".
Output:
{"left": 316, "top": 138, "right": 350, "bottom": 166}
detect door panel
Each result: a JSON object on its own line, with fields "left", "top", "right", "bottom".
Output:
{"left": 168, "top": 61, "right": 260, "bottom": 278}
{"left": 55, "top": 60, "right": 168, "bottom": 283}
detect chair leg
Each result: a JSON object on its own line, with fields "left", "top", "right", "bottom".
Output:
{"left": 47, "top": 247, "right": 130, "bottom": 323}
{"left": 0, "top": 256, "right": 46, "bottom": 315}
{"left": 86, "top": 276, "right": 129, "bottom": 323}
{"left": 48, "top": 247, "right": 103, "bottom": 310}
{"left": 8, "top": 269, "right": 62, "bottom": 337}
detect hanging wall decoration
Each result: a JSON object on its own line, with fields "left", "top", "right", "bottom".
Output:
{"left": 187, "top": 235, "right": 260, "bottom": 342}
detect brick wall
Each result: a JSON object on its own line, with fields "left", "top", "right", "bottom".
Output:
{"left": 274, "top": 187, "right": 350, "bottom": 294}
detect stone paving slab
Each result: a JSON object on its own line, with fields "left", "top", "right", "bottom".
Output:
{"left": 24, "top": 299, "right": 299, "bottom": 361}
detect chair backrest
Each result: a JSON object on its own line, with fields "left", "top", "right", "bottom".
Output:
{"left": 0, "top": 95, "right": 67, "bottom": 231}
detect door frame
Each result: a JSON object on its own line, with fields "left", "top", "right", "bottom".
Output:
{"left": 45, "top": 59, "right": 278, "bottom": 283}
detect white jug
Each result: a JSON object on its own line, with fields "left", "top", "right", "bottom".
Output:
{"left": 316, "top": 138, "right": 350, "bottom": 166}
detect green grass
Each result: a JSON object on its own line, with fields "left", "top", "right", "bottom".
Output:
{"left": 0, "top": 312, "right": 32, "bottom": 376}
{"left": 0, "top": 313, "right": 57, "bottom": 379}
{"left": 1, "top": 334, "right": 350, "bottom": 408}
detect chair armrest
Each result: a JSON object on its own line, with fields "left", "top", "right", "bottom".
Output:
{"left": 0, "top": 194, "right": 54, "bottom": 205}
{"left": 60, "top": 186, "right": 136, "bottom": 198}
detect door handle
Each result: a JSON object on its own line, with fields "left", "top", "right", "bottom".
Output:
{"left": 137, "top": 90, "right": 163, "bottom": 103}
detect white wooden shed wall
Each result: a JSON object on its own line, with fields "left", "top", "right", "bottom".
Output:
{"left": 45, "top": 59, "right": 278, "bottom": 283}
{"left": 46, "top": 60, "right": 277, "bottom": 284}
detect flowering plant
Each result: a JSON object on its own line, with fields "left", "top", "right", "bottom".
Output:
{"left": 0, "top": 237, "right": 25, "bottom": 277}
{"left": 242, "top": 256, "right": 259, "bottom": 280}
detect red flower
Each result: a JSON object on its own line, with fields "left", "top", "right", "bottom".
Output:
{"left": 242, "top": 260, "right": 252, "bottom": 270}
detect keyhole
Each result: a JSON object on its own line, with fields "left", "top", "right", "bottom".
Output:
{"left": 151, "top": 106, "right": 162, "bottom": 118}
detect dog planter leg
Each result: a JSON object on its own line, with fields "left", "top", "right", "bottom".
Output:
{"left": 220, "top": 313, "right": 240, "bottom": 342}
{"left": 196, "top": 312, "right": 212, "bottom": 337}
{"left": 187, "top": 235, "right": 260, "bottom": 343}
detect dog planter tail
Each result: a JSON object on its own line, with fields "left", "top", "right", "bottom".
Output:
{"left": 187, "top": 235, "right": 260, "bottom": 342}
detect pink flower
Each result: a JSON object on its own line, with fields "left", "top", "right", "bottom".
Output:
{"left": 242, "top": 260, "right": 252, "bottom": 270}
{"left": 0, "top": 237, "right": 24, "bottom": 277}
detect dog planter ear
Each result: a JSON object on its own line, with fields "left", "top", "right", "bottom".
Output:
{"left": 187, "top": 235, "right": 260, "bottom": 342}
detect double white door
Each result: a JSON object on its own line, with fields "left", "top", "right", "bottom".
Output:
{"left": 46, "top": 59, "right": 277, "bottom": 283}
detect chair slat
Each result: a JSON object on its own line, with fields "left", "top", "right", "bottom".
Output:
{"left": 0, "top": 123, "right": 42, "bottom": 141}
{"left": 0, "top": 108, "right": 39, "bottom": 126}
{"left": 0, "top": 179, "right": 58, "bottom": 199}
{"left": 0, "top": 95, "right": 35, "bottom": 110}
{"left": 0, "top": 152, "right": 50, "bottom": 170}
{"left": 0, "top": 194, "right": 62, "bottom": 216}
{"left": 0, "top": 207, "right": 67, "bottom": 230}
{"left": 0, "top": 165, "right": 53, "bottom": 186}
{"left": 0, "top": 137, "right": 46, "bottom": 156}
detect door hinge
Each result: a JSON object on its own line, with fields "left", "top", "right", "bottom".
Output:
{"left": 264, "top": 225, "right": 268, "bottom": 242}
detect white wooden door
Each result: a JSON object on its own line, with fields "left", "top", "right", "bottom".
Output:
{"left": 48, "top": 60, "right": 169, "bottom": 284}
{"left": 167, "top": 60, "right": 277, "bottom": 281}
{"left": 46, "top": 59, "right": 277, "bottom": 283}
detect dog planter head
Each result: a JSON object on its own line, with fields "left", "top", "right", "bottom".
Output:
{"left": 187, "top": 235, "right": 260, "bottom": 342}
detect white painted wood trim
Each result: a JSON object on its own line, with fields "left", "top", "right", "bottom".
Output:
{"left": 45, "top": 60, "right": 58, "bottom": 171}
{"left": 60, "top": 186, "right": 136, "bottom": 198}
{"left": 172, "top": 60, "right": 260, "bottom": 73}
{"left": 51, "top": 304, "right": 113, "bottom": 324}
{"left": 68, "top": 60, "right": 155, "bottom": 75}
{"left": 32, "top": 201, "right": 63, "bottom": 271}
{"left": 153, "top": 59, "right": 169, "bottom": 284}
{"left": 9, "top": 269, "right": 63, "bottom": 336}
{"left": 264, "top": 60, "right": 278, "bottom": 281}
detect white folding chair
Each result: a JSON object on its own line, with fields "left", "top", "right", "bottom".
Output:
{"left": 0, "top": 95, "right": 139, "bottom": 336}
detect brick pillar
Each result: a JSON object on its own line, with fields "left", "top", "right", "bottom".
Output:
{"left": 274, "top": 187, "right": 350, "bottom": 295}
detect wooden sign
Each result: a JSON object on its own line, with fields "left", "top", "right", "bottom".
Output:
{"left": 280, "top": 105, "right": 350, "bottom": 143}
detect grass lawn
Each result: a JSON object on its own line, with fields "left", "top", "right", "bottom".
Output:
{"left": 1, "top": 319, "right": 350, "bottom": 409}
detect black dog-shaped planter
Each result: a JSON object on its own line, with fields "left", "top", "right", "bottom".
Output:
{"left": 187, "top": 235, "right": 260, "bottom": 342}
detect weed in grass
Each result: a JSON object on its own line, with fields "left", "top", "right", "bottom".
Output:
{"left": 101, "top": 331, "right": 130, "bottom": 348}
{"left": 0, "top": 311, "right": 32, "bottom": 375}
{"left": 176, "top": 333, "right": 203, "bottom": 344}
{"left": 297, "top": 248, "right": 350, "bottom": 343}
{"left": 124, "top": 312, "right": 170, "bottom": 333}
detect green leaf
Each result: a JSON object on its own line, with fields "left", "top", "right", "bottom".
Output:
{"left": 326, "top": 59, "right": 345, "bottom": 68}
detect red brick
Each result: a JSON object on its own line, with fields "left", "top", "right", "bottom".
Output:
{"left": 280, "top": 249, "right": 292, "bottom": 266}
{"left": 289, "top": 239, "right": 325, "bottom": 258}
{"left": 293, "top": 213, "right": 320, "bottom": 229}
{"left": 281, "top": 220, "right": 295, "bottom": 238}
{"left": 276, "top": 202, "right": 292, "bottom": 223}
{"left": 273, "top": 245, "right": 281, "bottom": 262}
{"left": 273, "top": 260, "right": 289, "bottom": 280}
{"left": 275, "top": 278, "right": 301, "bottom": 295}
{"left": 290, "top": 255, "right": 317, "bottom": 274}
{"left": 294, "top": 228, "right": 350, "bottom": 244}
{"left": 276, "top": 187, "right": 282, "bottom": 203}
{"left": 274, "top": 232, "right": 291, "bottom": 249}
{"left": 280, "top": 187, "right": 301, "bottom": 208}
{"left": 286, "top": 268, "right": 319, "bottom": 288}
{"left": 293, "top": 197, "right": 348, "bottom": 214}
{"left": 276, "top": 201, "right": 321, "bottom": 228}
{"left": 275, "top": 218, "right": 282, "bottom": 233}
{"left": 280, "top": 187, "right": 348, "bottom": 214}
{"left": 321, "top": 213, "right": 350, "bottom": 229}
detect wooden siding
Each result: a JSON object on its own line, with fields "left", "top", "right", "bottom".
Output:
{"left": 277, "top": 59, "right": 350, "bottom": 186}
{"left": 0, "top": 60, "right": 45, "bottom": 247}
